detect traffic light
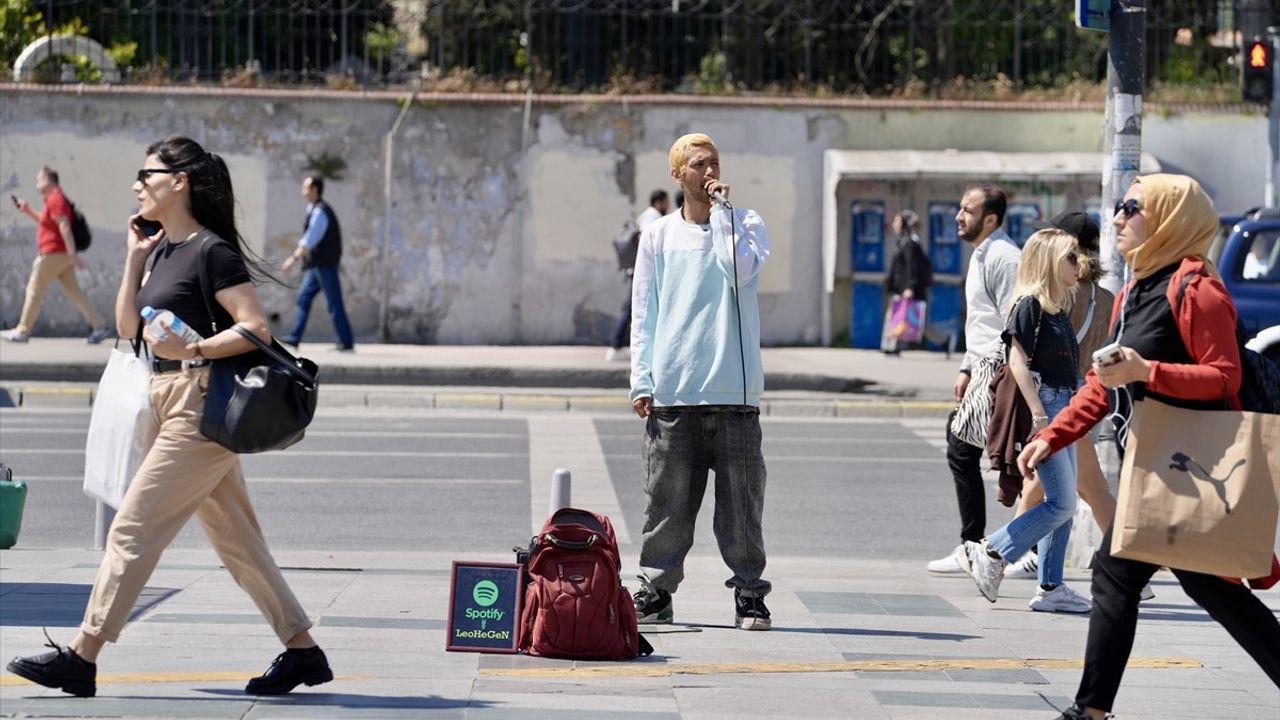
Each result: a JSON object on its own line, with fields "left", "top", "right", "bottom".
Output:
{"left": 1243, "top": 38, "right": 1273, "bottom": 104}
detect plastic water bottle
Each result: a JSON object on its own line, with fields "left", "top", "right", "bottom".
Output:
{"left": 140, "top": 306, "right": 203, "bottom": 344}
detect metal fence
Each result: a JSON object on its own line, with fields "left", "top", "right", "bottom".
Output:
{"left": 10, "top": 1, "right": 1273, "bottom": 92}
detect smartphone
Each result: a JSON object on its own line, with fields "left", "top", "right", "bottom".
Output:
{"left": 1092, "top": 341, "right": 1125, "bottom": 368}
{"left": 133, "top": 216, "right": 163, "bottom": 237}
{"left": 9, "top": 195, "right": 17, "bottom": 208}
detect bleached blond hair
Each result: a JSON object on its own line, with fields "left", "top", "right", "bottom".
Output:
{"left": 668, "top": 133, "right": 718, "bottom": 174}
{"left": 1009, "top": 229, "right": 1078, "bottom": 316}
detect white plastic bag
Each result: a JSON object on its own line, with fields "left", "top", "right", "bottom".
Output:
{"left": 83, "top": 349, "right": 156, "bottom": 508}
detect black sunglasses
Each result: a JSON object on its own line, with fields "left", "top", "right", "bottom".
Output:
{"left": 1065, "top": 252, "right": 1079, "bottom": 266}
{"left": 1114, "top": 198, "right": 1143, "bottom": 219}
{"left": 136, "top": 168, "right": 182, "bottom": 184}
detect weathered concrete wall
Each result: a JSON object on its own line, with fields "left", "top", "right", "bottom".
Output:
{"left": 0, "top": 88, "right": 1266, "bottom": 345}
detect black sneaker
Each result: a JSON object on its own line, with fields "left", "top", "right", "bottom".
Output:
{"left": 734, "top": 590, "right": 772, "bottom": 631}
{"left": 5, "top": 630, "right": 96, "bottom": 697}
{"left": 633, "top": 587, "right": 673, "bottom": 624}
{"left": 245, "top": 646, "right": 333, "bottom": 695}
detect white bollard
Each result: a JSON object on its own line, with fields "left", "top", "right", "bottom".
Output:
{"left": 549, "top": 468, "right": 571, "bottom": 515}
{"left": 94, "top": 500, "right": 114, "bottom": 550}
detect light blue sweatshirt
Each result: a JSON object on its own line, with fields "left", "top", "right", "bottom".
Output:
{"left": 630, "top": 204, "right": 771, "bottom": 407}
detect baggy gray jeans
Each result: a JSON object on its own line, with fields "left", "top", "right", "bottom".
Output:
{"left": 638, "top": 407, "right": 771, "bottom": 598}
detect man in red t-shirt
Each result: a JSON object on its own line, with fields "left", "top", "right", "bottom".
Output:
{"left": 3, "top": 166, "right": 110, "bottom": 343}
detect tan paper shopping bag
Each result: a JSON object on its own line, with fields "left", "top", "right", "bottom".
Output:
{"left": 1113, "top": 398, "right": 1280, "bottom": 578}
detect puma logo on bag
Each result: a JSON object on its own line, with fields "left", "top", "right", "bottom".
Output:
{"left": 1169, "top": 452, "right": 1246, "bottom": 515}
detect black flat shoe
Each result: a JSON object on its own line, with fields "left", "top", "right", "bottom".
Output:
{"left": 5, "top": 630, "right": 96, "bottom": 697}
{"left": 245, "top": 646, "right": 333, "bottom": 695}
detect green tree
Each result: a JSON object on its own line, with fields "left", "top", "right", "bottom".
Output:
{"left": 0, "top": 0, "right": 46, "bottom": 67}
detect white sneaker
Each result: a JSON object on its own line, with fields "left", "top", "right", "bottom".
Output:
{"left": 967, "top": 540, "right": 1007, "bottom": 602}
{"left": 0, "top": 328, "right": 29, "bottom": 343}
{"left": 1005, "top": 552, "right": 1039, "bottom": 579}
{"left": 927, "top": 544, "right": 971, "bottom": 574}
{"left": 1029, "top": 584, "right": 1093, "bottom": 613}
{"left": 604, "top": 347, "right": 630, "bottom": 362}
{"left": 1139, "top": 583, "right": 1155, "bottom": 602}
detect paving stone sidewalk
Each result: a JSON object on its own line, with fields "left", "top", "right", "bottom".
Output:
{"left": 2, "top": 549, "right": 1276, "bottom": 719}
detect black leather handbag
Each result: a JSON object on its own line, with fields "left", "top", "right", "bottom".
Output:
{"left": 195, "top": 237, "right": 319, "bottom": 453}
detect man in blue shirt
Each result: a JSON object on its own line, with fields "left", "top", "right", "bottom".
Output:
{"left": 281, "top": 176, "right": 355, "bottom": 351}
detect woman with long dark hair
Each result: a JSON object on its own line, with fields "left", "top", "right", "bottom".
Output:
{"left": 1018, "top": 174, "right": 1280, "bottom": 719}
{"left": 6, "top": 137, "right": 332, "bottom": 698}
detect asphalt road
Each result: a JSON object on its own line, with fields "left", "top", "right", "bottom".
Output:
{"left": 0, "top": 406, "right": 1011, "bottom": 563}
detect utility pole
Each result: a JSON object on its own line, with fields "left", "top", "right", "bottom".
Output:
{"left": 1098, "top": 0, "right": 1146, "bottom": 294}
{"left": 1269, "top": 27, "right": 1279, "bottom": 208}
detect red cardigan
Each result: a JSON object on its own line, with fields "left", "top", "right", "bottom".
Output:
{"left": 1035, "top": 258, "right": 1279, "bottom": 589}
{"left": 1038, "top": 258, "right": 1241, "bottom": 453}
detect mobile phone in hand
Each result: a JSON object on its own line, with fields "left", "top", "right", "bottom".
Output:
{"left": 133, "top": 216, "right": 163, "bottom": 237}
{"left": 9, "top": 195, "right": 18, "bottom": 209}
{"left": 1092, "top": 342, "right": 1125, "bottom": 368}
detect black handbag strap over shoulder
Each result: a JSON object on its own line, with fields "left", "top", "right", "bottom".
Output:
{"left": 229, "top": 326, "right": 317, "bottom": 386}
{"left": 194, "top": 238, "right": 316, "bottom": 387}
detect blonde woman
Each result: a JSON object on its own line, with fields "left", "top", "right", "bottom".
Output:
{"left": 962, "top": 229, "right": 1092, "bottom": 613}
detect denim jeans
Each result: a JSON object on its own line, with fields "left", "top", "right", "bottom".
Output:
{"left": 638, "top": 408, "right": 771, "bottom": 598}
{"left": 284, "top": 264, "right": 354, "bottom": 348}
{"left": 610, "top": 279, "right": 632, "bottom": 350}
{"left": 987, "top": 384, "right": 1078, "bottom": 587}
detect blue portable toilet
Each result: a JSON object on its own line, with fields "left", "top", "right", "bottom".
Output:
{"left": 1006, "top": 202, "right": 1044, "bottom": 247}
{"left": 926, "top": 201, "right": 962, "bottom": 349}
{"left": 849, "top": 201, "right": 887, "bottom": 349}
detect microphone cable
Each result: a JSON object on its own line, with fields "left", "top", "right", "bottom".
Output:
{"left": 720, "top": 197, "right": 748, "bottom": 410}
{"left": 721, "top": 195, "right": 757, "bottom": 612}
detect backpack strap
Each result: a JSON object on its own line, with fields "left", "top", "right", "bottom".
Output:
{"left": 1075, "top": 282, "right": 1096, "bottom": 344}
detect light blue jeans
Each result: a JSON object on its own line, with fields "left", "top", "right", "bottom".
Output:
{"left": 987, "top": 384, "right": 1078, "bottom": 587}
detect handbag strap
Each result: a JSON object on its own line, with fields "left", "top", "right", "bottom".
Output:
{"left": 129, "top": 245, "right": 171, "bottom": 361}
{"left": 230, "top": 325, "right": 317, "bottom": 386}
{"left": 194, "top": 237, "right": 316, "bottom": 387}
{"left": 194, "top": 236, "right": 223, "bottom": 335}
{"left": 1076, "top": 282, "right": 1096, "bottom": 343}
{"left": 1005, "top": 295, "right": 1043, "bottom": 364}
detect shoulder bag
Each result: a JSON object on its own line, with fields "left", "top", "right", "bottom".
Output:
{"left": 195, "top": 237, "right": 320, "bottom": 453}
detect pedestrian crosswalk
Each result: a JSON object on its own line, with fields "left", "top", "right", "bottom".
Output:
{"left": 899, "top": 416, "right": 1001, "bottom": 482}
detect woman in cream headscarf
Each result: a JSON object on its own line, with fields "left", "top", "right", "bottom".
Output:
{"left": 1018, "top": 174, "right": 1280, "bottom": 720}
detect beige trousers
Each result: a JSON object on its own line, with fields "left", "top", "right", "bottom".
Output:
{"left": 17, "top": 253, "right": 103, "bottom": 334}
{"left": 81, "top": 366, "right": 312, "bottom": 644}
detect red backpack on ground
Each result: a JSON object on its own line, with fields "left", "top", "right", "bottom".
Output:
{"left": 517, "top": 507, "right": 652, "bottom": 660}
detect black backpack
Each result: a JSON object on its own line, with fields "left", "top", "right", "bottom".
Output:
{"left": 611, "top": 222, "right": 640, "bottom": 273}
{"left": 69, "top": 202, "right": 91, "bottom": 252}
{"left": 1175, "top": 271, "right": 1280, "bottom": 415}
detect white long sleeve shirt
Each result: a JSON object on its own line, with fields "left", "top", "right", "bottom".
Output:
{"left": 630, "top": 205, "right": 771, "bottom": 406}
{"left": 961, "top": 229, "right": 1021, "bottom": 372}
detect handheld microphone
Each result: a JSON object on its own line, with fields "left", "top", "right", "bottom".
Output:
{"left": 709, "top": 189, "right": 728, "bottom": 205}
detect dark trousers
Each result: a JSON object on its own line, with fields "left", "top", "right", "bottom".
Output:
{"left": 946, "top": 410, "right": 985, "bottom": 543}
{"left": 1076, "top": 525, "right": 1280, "bottom": 711}
{"left": 638, "top": 409, "right": 770, "bottom": 598}
{"left": 284, "top": 264, "right": 354, "bottom": 348}
{"left": 610, "top": 279, "right": 632, "bottom": 350}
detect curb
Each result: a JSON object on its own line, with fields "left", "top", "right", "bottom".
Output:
{"left": 0, "top": 363, "right": 876, "bottom": 393}
{"left": 0, "top": 383, "right": 954, "bottom": 418}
